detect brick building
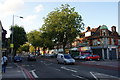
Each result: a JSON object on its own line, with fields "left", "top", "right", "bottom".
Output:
{"left": 74, "top": 25, "right": 120, "bottom": 60}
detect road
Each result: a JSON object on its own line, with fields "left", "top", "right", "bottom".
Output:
{"left": 14, "top": 57, "right": 120, "bottom": 80}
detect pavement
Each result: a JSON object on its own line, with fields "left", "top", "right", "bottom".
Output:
{"left": 80, "top": 60, "right": 119, "bottom": 68}
{"left": 1, "top": 62, "right": 27, "bottom": 80}
{"left": 1, "top": 58, "right": 120, "bottom": 80}
{"left": 1, "top": 61, "right": 35, "bottom": 80}
{"left": 78, "top": 60, "right": 120, "bottom": 71}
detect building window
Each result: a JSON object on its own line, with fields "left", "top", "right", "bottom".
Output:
{"left": 108, "top": 38, "right": 110, "bottom": 45}
{"left": 102, "top": 30, "right": 106, "bottom": 36}
{"left": 111, "top": 39, "right": 114, "bottom": 45}
{"left": 93, "top": 40, "right": 97, "bottom": 46}
{"left": 118, "top": 40, "right": 120, "bottom": 45}
{"left": 102, "top": 38, "right": 108, "bottom": 45}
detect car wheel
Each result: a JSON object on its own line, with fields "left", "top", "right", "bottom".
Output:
{"left": 57, "top": 61, "right": 60, "bottom": 64}
{"left": 64, "top": 61, "right": 67, "bottom": 65}
{"left": 72, "top": 63, "right": 75, "bottom": 65}
{"left": 27, "top": 59, "right": 29, "bottom": 61}
{"left": 90, "top": 59, "right": 92, "bottom": 61}
{"left": 97, "top": 58, "right": 100, "bottom": 61}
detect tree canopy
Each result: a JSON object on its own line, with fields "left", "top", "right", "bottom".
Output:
{"left": 27, "top": 30, "right": 42, "bottom": 48}
{"left": 27, "top": 30, "right": 54, "bottom": 51}
{"left": 10, "top": 25, "right": 27, "bottom": 55}
{"left": 41, "top": 4, "right": 84, "bottom": 52}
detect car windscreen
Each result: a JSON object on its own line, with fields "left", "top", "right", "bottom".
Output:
{"left": 64, "top": 55, "right": 72, "bottom": 59}
{"left": 15, "top": 56, "right": 21, "bottom": 59}
{"left": 83, "top": 54, "right": 91, "bottom": 56}
{"left": 30, "top": 55, "right": 35, "bottom": 57}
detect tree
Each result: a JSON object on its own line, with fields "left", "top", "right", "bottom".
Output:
{"left": 27, "top": 30, "right": 43, "bottom": 52}
{"left": 17, "top": 42, "right": 34, "bottom": 54}
{"left": 27, "top": 30, "right": 55, "bottom": 53}
{"left": 17, "top": 42, "right": 29, "bottom": 53}
{"left": 10, "top": 25, "right": 27, "bottom": 56}
{"left": 41, "top": 4, "right": 84, "bottom": 52}
{"left": 40, "top": 32, "right": 55, "bottom": 49}
{"left": 29, "top": 45, "right": 35, "bottom": 53}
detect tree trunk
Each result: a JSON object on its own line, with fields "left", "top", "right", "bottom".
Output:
{"left": 35, "top": 46, "right": 37, "bottom": 54}
{"left": 63, "top": 43, "right": 66, "bottom": 53}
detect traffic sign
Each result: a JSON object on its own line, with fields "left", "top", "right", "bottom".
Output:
{"left": 10, "top": 44, "right": 14, "bottom": 48}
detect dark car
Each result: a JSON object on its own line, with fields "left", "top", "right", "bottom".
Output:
{"left": 13, "top": 55, "right": 22, "bottom": 62}
{"left": 27, "top": 54, "right": 36, "bottom": 61}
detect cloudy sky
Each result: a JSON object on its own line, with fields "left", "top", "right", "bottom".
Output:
{"left": 0, "top": 0, "right": 119, "bottom": 38}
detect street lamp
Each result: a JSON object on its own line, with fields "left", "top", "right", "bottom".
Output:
{"left": 10, "top": 15, "right": 23, "bottom": 61}
{"left": 0, "top": 21, "right": 2, "bottom": 74}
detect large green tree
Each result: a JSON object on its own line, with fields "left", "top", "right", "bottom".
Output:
{"left": 41, "top": 4, "right": 84, "bottom": 52}
{"left": 10, "top": 25, "right": 27, "bottom": 56}
{"left": 27, "top": 30, "right": 54, "bottom": 51}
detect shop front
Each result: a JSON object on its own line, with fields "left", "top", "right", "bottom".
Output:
{"left": 78, "top": 46, "right": 92, "bottom": 56}
{"left": 91, "top": 46, "right": 118, "bottom": 60}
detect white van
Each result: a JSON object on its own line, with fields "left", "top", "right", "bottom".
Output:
{"left": 57, "top": 54, "right": 75, "bottom": 64}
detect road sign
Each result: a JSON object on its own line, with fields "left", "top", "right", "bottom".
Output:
{"left": 10, "top": 44, "right": 14, "bottom": 48}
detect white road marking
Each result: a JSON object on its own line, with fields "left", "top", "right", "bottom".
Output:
{"left": 22, "top": 65, "right": 30, "bottom": 67}
{"left": 90, "top": 71, "right": 120, "bottom": 79}
{"left": 61, "top": 66, "right": 77, "bottom": 73}
{"left": 44, "top": 63, "right": 52, "bottom": 65}
{"left": 67, "top": 67, "right": 79, "bottom": 71}
{"left": 72, "top": 74, "right": 88, "bottom": 80}
{"left": 31, "top": 65, "right": 34, "bottom": 67}
{"left": 55, "top": 69, "right": 61, "bottom": 71}
{"left": 90, "top": 72, "right": 98, "bottom": 80}
{"left": 6, "top": 67, "right": 13, "bottom": 68}
{"left": 30, "top": 69, "right": 38, "bottom": 78}
{"left": 17, "top": 70, "right": 21, "bottom": 72}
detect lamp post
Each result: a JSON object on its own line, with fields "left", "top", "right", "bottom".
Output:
{"left": 10, "top": 15, "right": 23, "bottom": 61}
{"left": 0, "top": 21, "right": 2, "bottom": 74}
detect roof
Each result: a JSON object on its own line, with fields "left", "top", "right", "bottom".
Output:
{"left": 100, "top": 25, "right": 108, "bottom": 29}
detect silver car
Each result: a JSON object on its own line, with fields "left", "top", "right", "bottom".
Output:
{"left": 57, "top": 54, "right": 75, "bottom": 64}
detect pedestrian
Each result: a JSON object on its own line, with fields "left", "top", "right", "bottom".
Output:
{"left": 1, "top": 54, "right": 8, "bottom": 73}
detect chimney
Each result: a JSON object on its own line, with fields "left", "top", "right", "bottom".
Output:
{"left": 111, "top": 26, "right": 116, "bottom": 32}
{"left": 86, "top": 26, "right": 91, "bottom": 32}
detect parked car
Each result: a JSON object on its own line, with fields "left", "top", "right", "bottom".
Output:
{"left": 79, "top": 54, "right": 90, "bottom": 60}
{"left": 84, "top": 54, "right": 100, "bottom": 61}
{"left": 13, "top": 55, "right": 22, "bottom": 62}
{"left": 57, "top": 54, "right": 75, "bottom": 64}
{"left": 27, "top": 54, "right": 36, "bottom": 61}
{"left": 74, "top": 56, "right": 81, "bottom": 60}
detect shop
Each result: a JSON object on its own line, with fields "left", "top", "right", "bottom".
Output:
{"left": 91, "top": 46, "right": 118, "bottom": 60}
{"left": 78, "top": 46, "right": 92, "bottom": 56}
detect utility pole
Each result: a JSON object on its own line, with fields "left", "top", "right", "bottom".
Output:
{"left": 0, "top": 20, "right": 2, "bottom": 78}
{"left": 10, "top": 15, "right": 14, "bottom": 61}
{"left": 10, "top": 15, "right": 23, "bottom": 61}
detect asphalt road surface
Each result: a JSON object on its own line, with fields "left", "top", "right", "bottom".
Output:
{"left": 16, "top": 57, "right": 120, "bottom": 80}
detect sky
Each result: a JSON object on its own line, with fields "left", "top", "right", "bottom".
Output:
{"left": 0, "top": 0, "right": 119, "bottom": 38}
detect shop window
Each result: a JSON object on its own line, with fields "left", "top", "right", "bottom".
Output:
{"left": 118, "top": 40, "right": 120, "bottom": 45}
